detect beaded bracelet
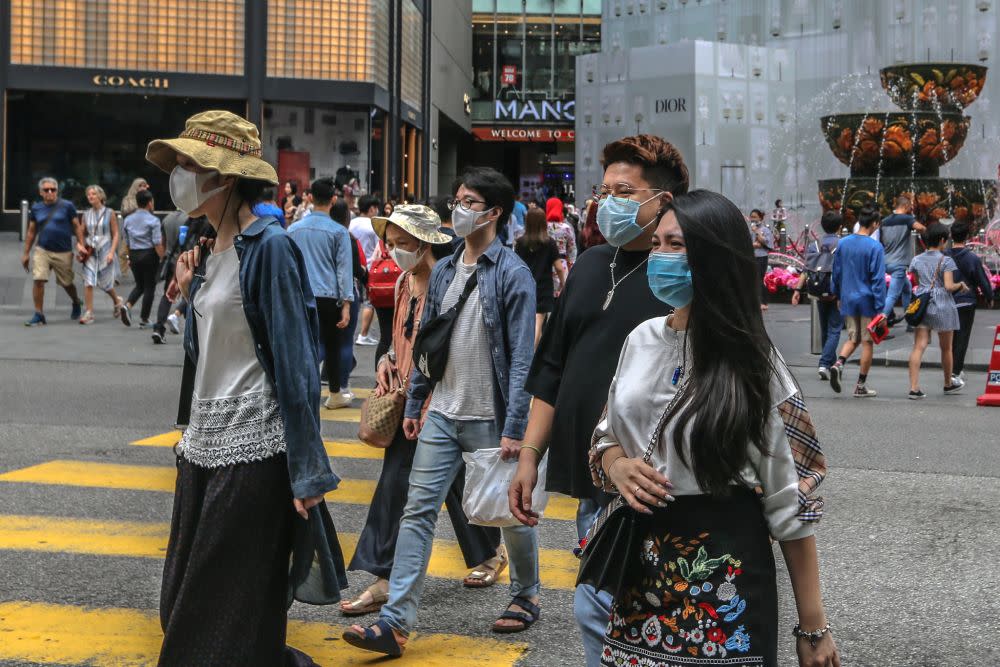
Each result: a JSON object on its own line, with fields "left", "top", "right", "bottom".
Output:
{"left": 792, "top": 623, "right": 832, "bottom": 648}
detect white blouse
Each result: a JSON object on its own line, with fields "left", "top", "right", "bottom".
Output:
{"left": 591, "top": 316, "right": 826, "bottom": 542}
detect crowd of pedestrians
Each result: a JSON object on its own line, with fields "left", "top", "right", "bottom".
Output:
{"left": 19, "top": 108, "right": 994, "bottom": 667}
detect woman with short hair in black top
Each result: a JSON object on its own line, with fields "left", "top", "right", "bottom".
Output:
{"left": 515, "top": 207, "right": 567, "bottom": 346}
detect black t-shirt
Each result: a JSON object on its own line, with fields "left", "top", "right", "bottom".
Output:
{"left": 515, "top": 238, "right": 562, "bottom": 286}
{"left": 525, "top": 243, "right": 671, "bottom": 498}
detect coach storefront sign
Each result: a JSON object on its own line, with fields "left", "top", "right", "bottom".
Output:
{"left": 92, "top": 74, "right": 171, "bottom": 89}
{"left": 473, "top": 127, "right": 575, "bottom": 142}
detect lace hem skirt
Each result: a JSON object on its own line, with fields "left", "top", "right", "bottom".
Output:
{"left": 178, "top": 390, "right": 287, "bottom": 467}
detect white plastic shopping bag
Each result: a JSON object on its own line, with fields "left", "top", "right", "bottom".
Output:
{"left": 461, "top": 448, "right": 549, "bottom": 527}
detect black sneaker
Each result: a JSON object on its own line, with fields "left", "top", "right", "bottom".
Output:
{"left": 944, "top": 382, "right": 964, "bottom": 395}
{"left": 138, "top": 320, "right": 151, "bottom": 330}
{"left": 829, "top": 364, "right": 843, "bottom": 394}
{"left": 70, "top": 299, "right": 82, "bottom": 321}
{"left": 908, "top": 390, "right": 926, "bottom": 400}
{"left": 120, "top": 303, "right": 132, "bottom": 327}
{"left": 151, "top": 332, "right": 165, "bottom": 344}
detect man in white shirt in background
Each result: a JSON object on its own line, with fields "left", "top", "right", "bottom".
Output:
{"left": 351, "top": 194, "right": 382, "bottom": 346}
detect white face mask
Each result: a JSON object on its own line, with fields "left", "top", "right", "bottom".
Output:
{"left": 452, "top": 206, "right": 495, "bottom": 238}
{"left": 169, "top": 165, "right": 227, "bottom": 214}
{"left": 390, "top": 245, "right": 426, "bottom": 272}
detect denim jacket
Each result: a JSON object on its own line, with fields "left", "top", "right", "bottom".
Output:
{"left": 405, "top": 236, "right": 536, "bottom": 440}
{"left": 182, "top": 216, "right": 339, "bottom": 499}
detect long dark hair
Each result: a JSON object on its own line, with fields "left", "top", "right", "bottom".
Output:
{"left": 659, "top": 190, "right": 775, "bottom": 496}
{"left": 516, "top": 208, "right": 550, "bottom": 251}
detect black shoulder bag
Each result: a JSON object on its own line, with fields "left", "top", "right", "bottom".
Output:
{"left": 904, "top": 256, "right": 944, "bottom": 327}
{"left": 577, "top": 382, "right": 688, "bottom": 597}
{"left": 411, "top": 271, "right": 479, "bottom": 383}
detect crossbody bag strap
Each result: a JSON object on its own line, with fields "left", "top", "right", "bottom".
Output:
{"left": 641, "top": 380, "right": 690, "bottom": 464}
{"left": 34, "top": 201, "right": 62, "bottom": 239}
{"left": 452, "top": 269, "right": 480, "bottom": 312}
{"left": 930, "top": 256, "right": 946, "bottom": 290}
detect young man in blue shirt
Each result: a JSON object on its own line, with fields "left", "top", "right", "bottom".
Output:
{"left": 829, "top": 205, "right": 886, "bottom": 397}
{"left": 287, "top": 177, "right": 354, "bottom": 409}
{"left": 791, "top": 211, "right": 845, "bottom": 379}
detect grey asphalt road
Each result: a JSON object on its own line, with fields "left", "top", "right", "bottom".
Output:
{"left": 1, "top": 305, "right": 999, "bottom": 667}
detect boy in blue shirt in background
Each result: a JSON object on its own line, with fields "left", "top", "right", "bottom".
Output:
{"left": 830, "top": 205, "right": 886, "bottom": 397}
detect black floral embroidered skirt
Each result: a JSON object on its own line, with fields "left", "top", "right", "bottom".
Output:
{"left": 601, "top": 487, "right": 777, "bottom": 667}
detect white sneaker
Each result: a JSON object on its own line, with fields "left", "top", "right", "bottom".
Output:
{"left": 817, "top": 366, "right": 830, "bottom": 381}
{"left": 167, "top": 313, "right": 181, "bottom": 334}
{"left": 324, "top": 392, "right": 353, "bottom": 409}
{"left": 355, "top": 334, "right": 378, "bottom": 346}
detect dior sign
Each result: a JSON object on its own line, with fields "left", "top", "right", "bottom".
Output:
{"left": 655, "top": 98, "right": 687, "bottom": 113}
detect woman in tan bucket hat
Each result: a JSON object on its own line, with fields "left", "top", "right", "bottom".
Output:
{"left": 147, "top": 110, "right": 347, "bottom": 666}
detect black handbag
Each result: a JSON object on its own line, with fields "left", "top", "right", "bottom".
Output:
{"left": 577, "top": 384, "right": 688, "bottom": 597}
{"left": 904, "top": 256, "right": 944, "bottom": 327}
{"left": 412, "top": 271, "right": 479, "bottom": 383}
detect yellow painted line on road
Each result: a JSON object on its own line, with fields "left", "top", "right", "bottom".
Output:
{"left": 0, "top": 514, "right": 580, "bottom": 589}
{"left": 0, "top": 460, "right": 580, "bottom": 521}
{"left": 0, "top": 601, "right": 526, "bottom": 667}
{"left": 320, "top": 407, "right": 363, "bottom": 423}
{"left": 132, "top": 431, "right": 382, "bottom": 461}
{"left": 322, "top": 387, "right": 373, "bottom": 400}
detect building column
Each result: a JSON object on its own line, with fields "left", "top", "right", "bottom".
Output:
{"left": 419, "top": 2, "right": 432, "bottom": 200}
{"left": 387, "top": 0, "right": 403, "bottom": 198}
{"left": 245, "top": 0, "right": 265, "bottom": 127}
{"left": 1, "top": 0, "right": 10, "bottom": 214}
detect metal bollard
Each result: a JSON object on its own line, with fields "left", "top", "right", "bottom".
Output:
{"left": 911, "top": 228, "right": 919, "bottom": 256}
{"left": 810, "top": 297, "right": 821, "bottom": 355}
{"left": 20, "top": 200, "right": 29, "bottom": 241}
{"left": 779, "top": 227, "right": 788, "bottom": 253}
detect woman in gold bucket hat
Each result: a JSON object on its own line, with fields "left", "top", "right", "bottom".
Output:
{"left": 147, "top": 110, "right": 347, "bottom": 666}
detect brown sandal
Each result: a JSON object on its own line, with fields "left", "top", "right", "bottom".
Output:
{"left": 340, "top": 582, "right": 389, "bottom": 616}
{"left": 463, "top": 546, "right": 508, "bottom": 588}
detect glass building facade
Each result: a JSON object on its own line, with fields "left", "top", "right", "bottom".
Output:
{"left": 469, "top": 0, "right": 600, "bottom": 201}
{"left": 1, "top": 0, "right": 431, "bottom": 230}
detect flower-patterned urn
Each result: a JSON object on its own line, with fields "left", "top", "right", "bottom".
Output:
{"left": 818, "top": 63, "right": 996, "bottom": 226}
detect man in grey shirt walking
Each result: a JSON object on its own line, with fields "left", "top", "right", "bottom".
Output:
{"left": 880, "top": 195, "right": 925, "bottom": 324}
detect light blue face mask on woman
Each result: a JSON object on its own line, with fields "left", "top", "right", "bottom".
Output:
{"left": 647, "top": 251, "right": 693, "bottom": 308}
{"left": 596, "top": 193, "right": 661, "bottom": 247}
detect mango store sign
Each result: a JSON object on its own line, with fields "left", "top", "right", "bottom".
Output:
{"left": 473, "top": 127, "right": 575, "bottom": 142}
{"left": 495, "top": 99, "right": 575, "bottom": 122}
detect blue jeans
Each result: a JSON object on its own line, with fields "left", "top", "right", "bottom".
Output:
{"left": 380, "top": 411, "right": 540, "bottom": 635}
{"left": 576, "top": 498, "right": 601, "bottom": 543}
{"left": 883, "top": 264, "right": 911, "bottom": 317}
{"left": 574, "top": 584, "right": 614, "bottom": 666}
{"left": 339, "top": 288, "right": 360, "bottom": 389}
{"left": 816, "top": 299, "right": 843, "bottom": 369}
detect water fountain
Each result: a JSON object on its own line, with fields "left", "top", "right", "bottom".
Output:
{"left": 817, "top": 62, "right": 997, "bottom": 227}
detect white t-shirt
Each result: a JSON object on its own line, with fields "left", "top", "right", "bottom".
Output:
{"left": 349, "top": 216, "right": 379, "bottom": 269}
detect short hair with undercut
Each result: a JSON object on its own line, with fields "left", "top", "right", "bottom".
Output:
{"left": 923, "top": 222, "right": 950, "bottom": 247}
{"left": 857, "top": 205, "right": 879, "bottom": 229}
{"left": 600, "top": 135, "right": 689, "bottom": 196}
{"left": 950, "top": 221, "right": 971, "bottom": 243}
{"left": 895, "top": 194, "right": 913, "bottom": 209}
{"left": 820, "top": 210, "right": 843, "bottom": 234}
{"left": 455, "top": 166, "right": 515, "bottom": 228}
{"left": 310, "top": 177, "right": 336, "bottom": 205}
{"left": 136, "top": 189, "right": 154, "bottom": 209}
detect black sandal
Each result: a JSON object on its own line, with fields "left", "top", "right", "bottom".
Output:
{"left": 491, "top": 595, "right": 540, "bottom": 634}
{"left": 342, "top": 619, "right": 405, "bottom": 657}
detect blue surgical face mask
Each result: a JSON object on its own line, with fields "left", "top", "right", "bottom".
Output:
{"left": 647, "top": 251, "right": 693, "bottom": 308}
{"left": 596, "top": 193, "right": 661, "bottom": 247}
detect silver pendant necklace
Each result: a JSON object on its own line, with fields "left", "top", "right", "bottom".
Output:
{"left": 603, "top": 247, "right": 648, "bottom": 310}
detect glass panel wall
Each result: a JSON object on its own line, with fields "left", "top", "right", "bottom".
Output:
{"left": 10, "top": 0, "right": 244, "bottom": 75}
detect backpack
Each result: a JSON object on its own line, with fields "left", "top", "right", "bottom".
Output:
{"left": 368, "top": 240, "right": 402, "bottom": 308}
{"left": 805, "top": 241, "right": 837, "bottom": 299}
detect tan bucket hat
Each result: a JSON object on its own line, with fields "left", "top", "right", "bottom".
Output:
{"left": 145, "top": 110, "right": 278, "bottom": 185}
{"left": 372, "top": 204, "right": 453, "bottom": 245}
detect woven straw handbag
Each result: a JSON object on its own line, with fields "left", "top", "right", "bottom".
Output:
{"left": 358, "top": 373, "right": 406, "bottom": 448}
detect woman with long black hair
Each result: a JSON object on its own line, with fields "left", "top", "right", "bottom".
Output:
{"left": 588, "top": 190, "right": 839, "bottom": 667}
{"left": 146, "top": 110, "right": 346, "bottom": 666}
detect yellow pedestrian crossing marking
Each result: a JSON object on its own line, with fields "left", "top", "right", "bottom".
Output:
{"left": 131, "top": 432, "right": 383, "bottom": 461}
{"left": 322, "top": 387, "right": 373, "bottom": 400}
{"left": 0, "top": 601, "right": 527, "bottom": 666}
{"left": 0, "top": 460, "right": 580, "bottom": 522}
{"left": 0, "top": 514, "right": 581, "bottom": 589}
{"left": 321, "top": 406, "right": 363, "bottom": 422}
